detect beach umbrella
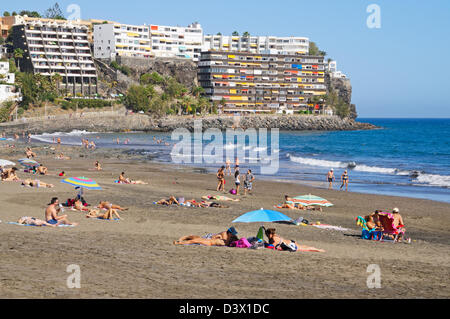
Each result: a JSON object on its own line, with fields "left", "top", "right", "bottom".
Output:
{"left": 61, "top": 177, "right": 102, "bottom": 191}
{"left": 0, "top": 159, "right": 15, "bottom": 166}
{"left": 232, "top": 208, "right": 292, "bottom": 224}
{"left": 290, "top": 194, "right": 333, "bottom": 207}
{"left": 18, "top": 158, "right": 39, "bottom": 168}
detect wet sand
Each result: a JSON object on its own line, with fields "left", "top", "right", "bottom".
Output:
{"left": 0, "top": 143, "right": 449, "bottom": 298}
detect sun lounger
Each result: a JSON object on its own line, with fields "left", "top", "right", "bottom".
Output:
{"left": 378, "top": 212, "right": 406, "bottom": 242}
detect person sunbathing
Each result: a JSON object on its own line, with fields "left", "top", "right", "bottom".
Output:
{"left": 2, "top": 167, "right": 20, "bottom": 181}
{"left": 36, "top": 165, "right": 48, "bottom": 175}
{"left": 18, "top": 216, "right": 58, "bottom": 227}
{"left": 94, "top": 161, "right": 102, "bottom": 171}
{"left": 265, "top": 228, "right": 325, "bottom": 252}
{"left": 118, "top": 172, "right": 148, "bottom": 185}
{"left": 366, "top": 211, "right": 383, "bottom": 231}
{"left": 284, "top": 195, "right": 322, "bottom": 211}
{"left": 22, "top": 179, "right": 54, "bottom": 188}
{"left": 174, "top": 227, "right": 239, "bottom": 246}
{"left": 391, "top": 208, "right": 409, "bottom": 242}
{"left": 97, "top": 201, "right": 128, "bottom": 211}
{"left": 25, "top": 147, "right": 36, "bottom": 159}
{"left": 72, "top": 199, "right": 89, "bottom": 212}
{"left": 156, "top": 196, "right": 179, "bottom": 206}
{"left": 86, "top": 207, "right": 122, "bottom": 220}
{"left": 201, "top": 195, "right": 240, "bottom": 202}
{"left": 201, "top": 201, "right": 229, "bottom": 208}
{"left": 56, "top": 153, "right": 71, "bottom": 160}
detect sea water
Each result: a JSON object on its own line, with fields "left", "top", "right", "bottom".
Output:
{"left": 31, "top": 118, "right": 450, "bottom": 203}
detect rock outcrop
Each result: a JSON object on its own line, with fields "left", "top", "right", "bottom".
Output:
{"left": 0, "top": 114, "right": 377, "bottom": 135}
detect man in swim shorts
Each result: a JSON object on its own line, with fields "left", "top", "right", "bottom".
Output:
{"left": 45, "top": 197, "right": 78, "bottom": 226}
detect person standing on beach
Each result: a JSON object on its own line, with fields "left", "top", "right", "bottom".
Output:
{"left": 225, "top": 159, "right": 232, "bottom": 176}
{"left": 234, "top": 157, "right": 240, "bottom": 173}
{"left": 216, "top": 166, "right": 225, "bottom": 192}
{"left": 340, "top": 170, "right": 349, "bottom": 191}
{"left": 244, "top": 169, "right": 255, "bottom": 196}
{"left": 234, "top": 170, "right": 241, "bottom": 195}
{"left": 327, "top": 169, "right": 335, "bottom": 189}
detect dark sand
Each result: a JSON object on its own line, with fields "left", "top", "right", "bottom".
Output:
{"left": 0, "top": 143, "right": 449, "bottom": 298}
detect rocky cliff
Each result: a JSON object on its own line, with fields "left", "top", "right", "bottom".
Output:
{"left": 0, "top": 114, "right": 377, "bottom": 135}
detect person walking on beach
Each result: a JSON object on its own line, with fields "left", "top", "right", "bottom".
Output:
{"left": 234, "top": 170, "right": 241, "bottom": 195}
{"left": 327, "top": 169, "right": 335, "bottom": 189}
{"left": 216, "top": 166, "right": 225, "bottom": 192}
{"left": 244, "top": 169, "right": 255, "bottom": 196}
{"left": 234, "top": 157, "right": 240, "bottom": 173}
{"left": 340, "top": 170, "right": 349, "bottom": 191}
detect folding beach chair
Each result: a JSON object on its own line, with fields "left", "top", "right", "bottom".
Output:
{"left": 355, "top": 216, "right": 382, "bottom": 241}
{"left": 378, "top": 212, "right": 405, "bottom": 242}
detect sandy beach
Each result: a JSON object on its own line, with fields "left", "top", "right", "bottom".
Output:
{"left": 0, "top": 142, "right": 449, "bottom": 299}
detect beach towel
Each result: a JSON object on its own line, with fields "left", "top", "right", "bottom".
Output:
{"left": 311, "top": 224, "right": 350, "bottom": 232}
{"left": 93, "top": 217, "right": 120, "bottom": 221}
{"left": 230, "top": 238, "right": 251, "bottom": 248}
{"left": 7, "top": 222, "right": 75, "bottom": 228}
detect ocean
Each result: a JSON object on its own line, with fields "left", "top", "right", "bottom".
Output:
{"left": 31, "top": 118, "right": 450, "bottom": 203}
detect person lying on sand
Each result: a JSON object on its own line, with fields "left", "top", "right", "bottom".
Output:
{"left": 86, "top": 207, "right": 123, "bottom": 220}
{"left": 18, "top": 216, "right": 58, "bottom": 227}
{"left": 97, "top": 201, "right": 128, "bottom": 211}
{"left": 25, "top": 147, "right": 36, "bottom": 159}
{"left": 156, "top": 196, "right": 179, "bottom": 206}
{"left": 21, "top": 179, "right": 54, "bottom": 188}
{"left": 174, "top": 227, "right": 239, "bottom": 246}
{"left": 201, "top": 195, "right": 240, "bottom": 202}
{"left": 45, "top": 197, "right": 78, "bottom": 226}
{"left": 72, "top": 199, "right": 89, "bottom": 212}
{"left": 265, "top": 228, "right": 325, "bottom": 252}
{"left": 1, "top": 167, "right": 20, "bottom": 181}
{"left": 118, "top": 172, "right": 148, "bottom": 185}
{"left": 55, "top": 153, "right": 71, "bottom": 160}
{"left": 201, "top": 201, "right": 229, "bottom": 208}
{"left": 283, "top": 195, "right": 323, "bottom": 211}
{"left": 36, "top": 165, "right": 48, "bottom": 175}
{"left": 94, "top": 161, "right": 102, "bottom": 171}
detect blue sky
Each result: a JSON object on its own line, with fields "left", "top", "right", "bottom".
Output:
{"left": 4, "top": 0, "right": 450, "bottom": 118}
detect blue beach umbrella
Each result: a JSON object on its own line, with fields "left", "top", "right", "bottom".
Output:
{"left": 232, "top": 208, "right": 292, "bottom": 224}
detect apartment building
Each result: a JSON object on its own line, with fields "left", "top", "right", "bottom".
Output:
{"left": 198, "top": 51, "right": 327, "bottom": 113}
{"left": 327, "top": 60, "right": 347, "bottom": 79}
{"left": 93, "top": 23, "right": 152, "bottom": 59}
{"left": 202, "top": 35, "right": 309, "bottom": 56}
{"left": 149, "top": 22, "right": 203, "bottom": 61}
{"left": 0, "top": 61, "right": 21, "bottom": 103}
{"left": 12, "top": 19, "right": 98, "bottom": 95}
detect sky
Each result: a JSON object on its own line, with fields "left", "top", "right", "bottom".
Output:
{"left": 3, "top": 0, "right": 450, "bottom": 118}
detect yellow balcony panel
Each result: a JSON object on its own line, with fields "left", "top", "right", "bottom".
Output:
{"left": 228, "top": 55, "right": 236, "bottom": 59}
{"left": 127, "top": 32, "right": 139, "bottom": 37}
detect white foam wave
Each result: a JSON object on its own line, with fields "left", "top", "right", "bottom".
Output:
{"left": 288, "top": 154, "right": 347, "bottom": 169}
{"left": 353, "top": 164, "right": 397, "bottom": 174}
{"left": 414, "top": 173, "right": 450, "bottom": 188}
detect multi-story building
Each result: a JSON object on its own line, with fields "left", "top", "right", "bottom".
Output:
{"left": 93, "top": 22, "right": 152, "bottom": 59}
{"left": 327, "top": 60, "right": 346, "bottom": 79}
{"left": 149, "top": 22, "right": 203, "bottom": 61}
{"left": 198, "top": 51, "right": 327, "bottom": 113}
{"left": 202, "top": 35, "right": 309, "bottom": 56}
{"left": 12, "top": 19, "right": 98, "bottom": 95}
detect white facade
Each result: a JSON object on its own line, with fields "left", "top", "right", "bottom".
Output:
{"left": 0, "top": 60, "right": 20, "bottom": 103}
{"left": 94, "top": 23, "right": 152, "bottom": 59}
{"left": 149, "top": 22, "right": 203, "bottom": 61}
{"left": 202, "top": 35, "right": 309, "bottom": 56}
{"left": 327, "top": 60, "right": 347, "bottom": 78}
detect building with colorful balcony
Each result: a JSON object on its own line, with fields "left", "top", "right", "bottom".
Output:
{"left": 198, "top": 51, "right": 327, "bottom": 113}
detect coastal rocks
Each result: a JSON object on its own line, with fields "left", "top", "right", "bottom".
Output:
{"left": 0, "top": 114, "right": 377, "bottom": 135}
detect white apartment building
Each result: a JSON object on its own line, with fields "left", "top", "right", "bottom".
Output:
{"left": 0, "top": 61, "right": 21, "bottom": 103}
{"left": 12, "top": 19, "right": 98, "bottom": 95}
{"left": 149, "top": 22, "right": 203, "bottom": 61}
{"left": 327, "top": 60, "right": 347, "bottom": 78}
{"left": 94, "top": 23, "right": 152, "bottom": 59}
{"left": 202, "top": 35, "right": 310, "bottom": 56}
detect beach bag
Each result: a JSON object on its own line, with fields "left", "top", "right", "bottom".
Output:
{"left": 230, "top": 238, "right": 251, "bottom": 248}
{"left": 229, "top": 189, "right": 237, "bottom": 195}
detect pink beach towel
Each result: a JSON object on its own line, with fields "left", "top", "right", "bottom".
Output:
{"left": 230, "top": 238, "right": 251, "bottom": 248}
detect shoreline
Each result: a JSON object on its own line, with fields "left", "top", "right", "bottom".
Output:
{"left": 0, "top": 142, "right": 449, "bottom": 298}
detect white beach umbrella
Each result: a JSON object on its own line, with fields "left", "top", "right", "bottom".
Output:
{"left": 0, "top": 159, "right": 15, "bottom": 167}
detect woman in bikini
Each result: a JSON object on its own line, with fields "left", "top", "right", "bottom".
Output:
{"left": 216, "top": 166, "right": 225, "bottom": 192}
{"left": 340, "top": 170, "right": 349, "bottom": 191}
{"left": 17, "top": 216, "right": 58, "bottom": 227}
{"left": 86, "top": 206, "right": 122, "bottom": 220}
{"left": 265, "top": 228, "right": 325, "bottom": 252}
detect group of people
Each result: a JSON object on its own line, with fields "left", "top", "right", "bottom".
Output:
{"left": 362, "top": 207, "right": 410, "bottom": 242}
{"left": 327, "top": 168, "right": 349, "bottom": 191}
{"left": 173, "top": 226, "right": 325, "bottom": 252}
{"left": 155, "top": 196, "right": 229, "bottom": 208}
{"left": 217, "top": 158, "right": 255, "bottom": 196}
{"left": 81, "top": 138, "right": 96, "bottom": 150}
{"left": 118, "top": 172, "right": 148, "bottom": 185}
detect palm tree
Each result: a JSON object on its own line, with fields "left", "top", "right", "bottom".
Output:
{"left": 232, "top": 31, "right": 239, "bottom": 36}
{"left": 243, "top": 31, "right": 250, "bottom": 38}
{"left": 192, "top": 86, "right": 205, "bottom": 98}
{"left": 14, "top": 48, "right": 24, "bottom": 71}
